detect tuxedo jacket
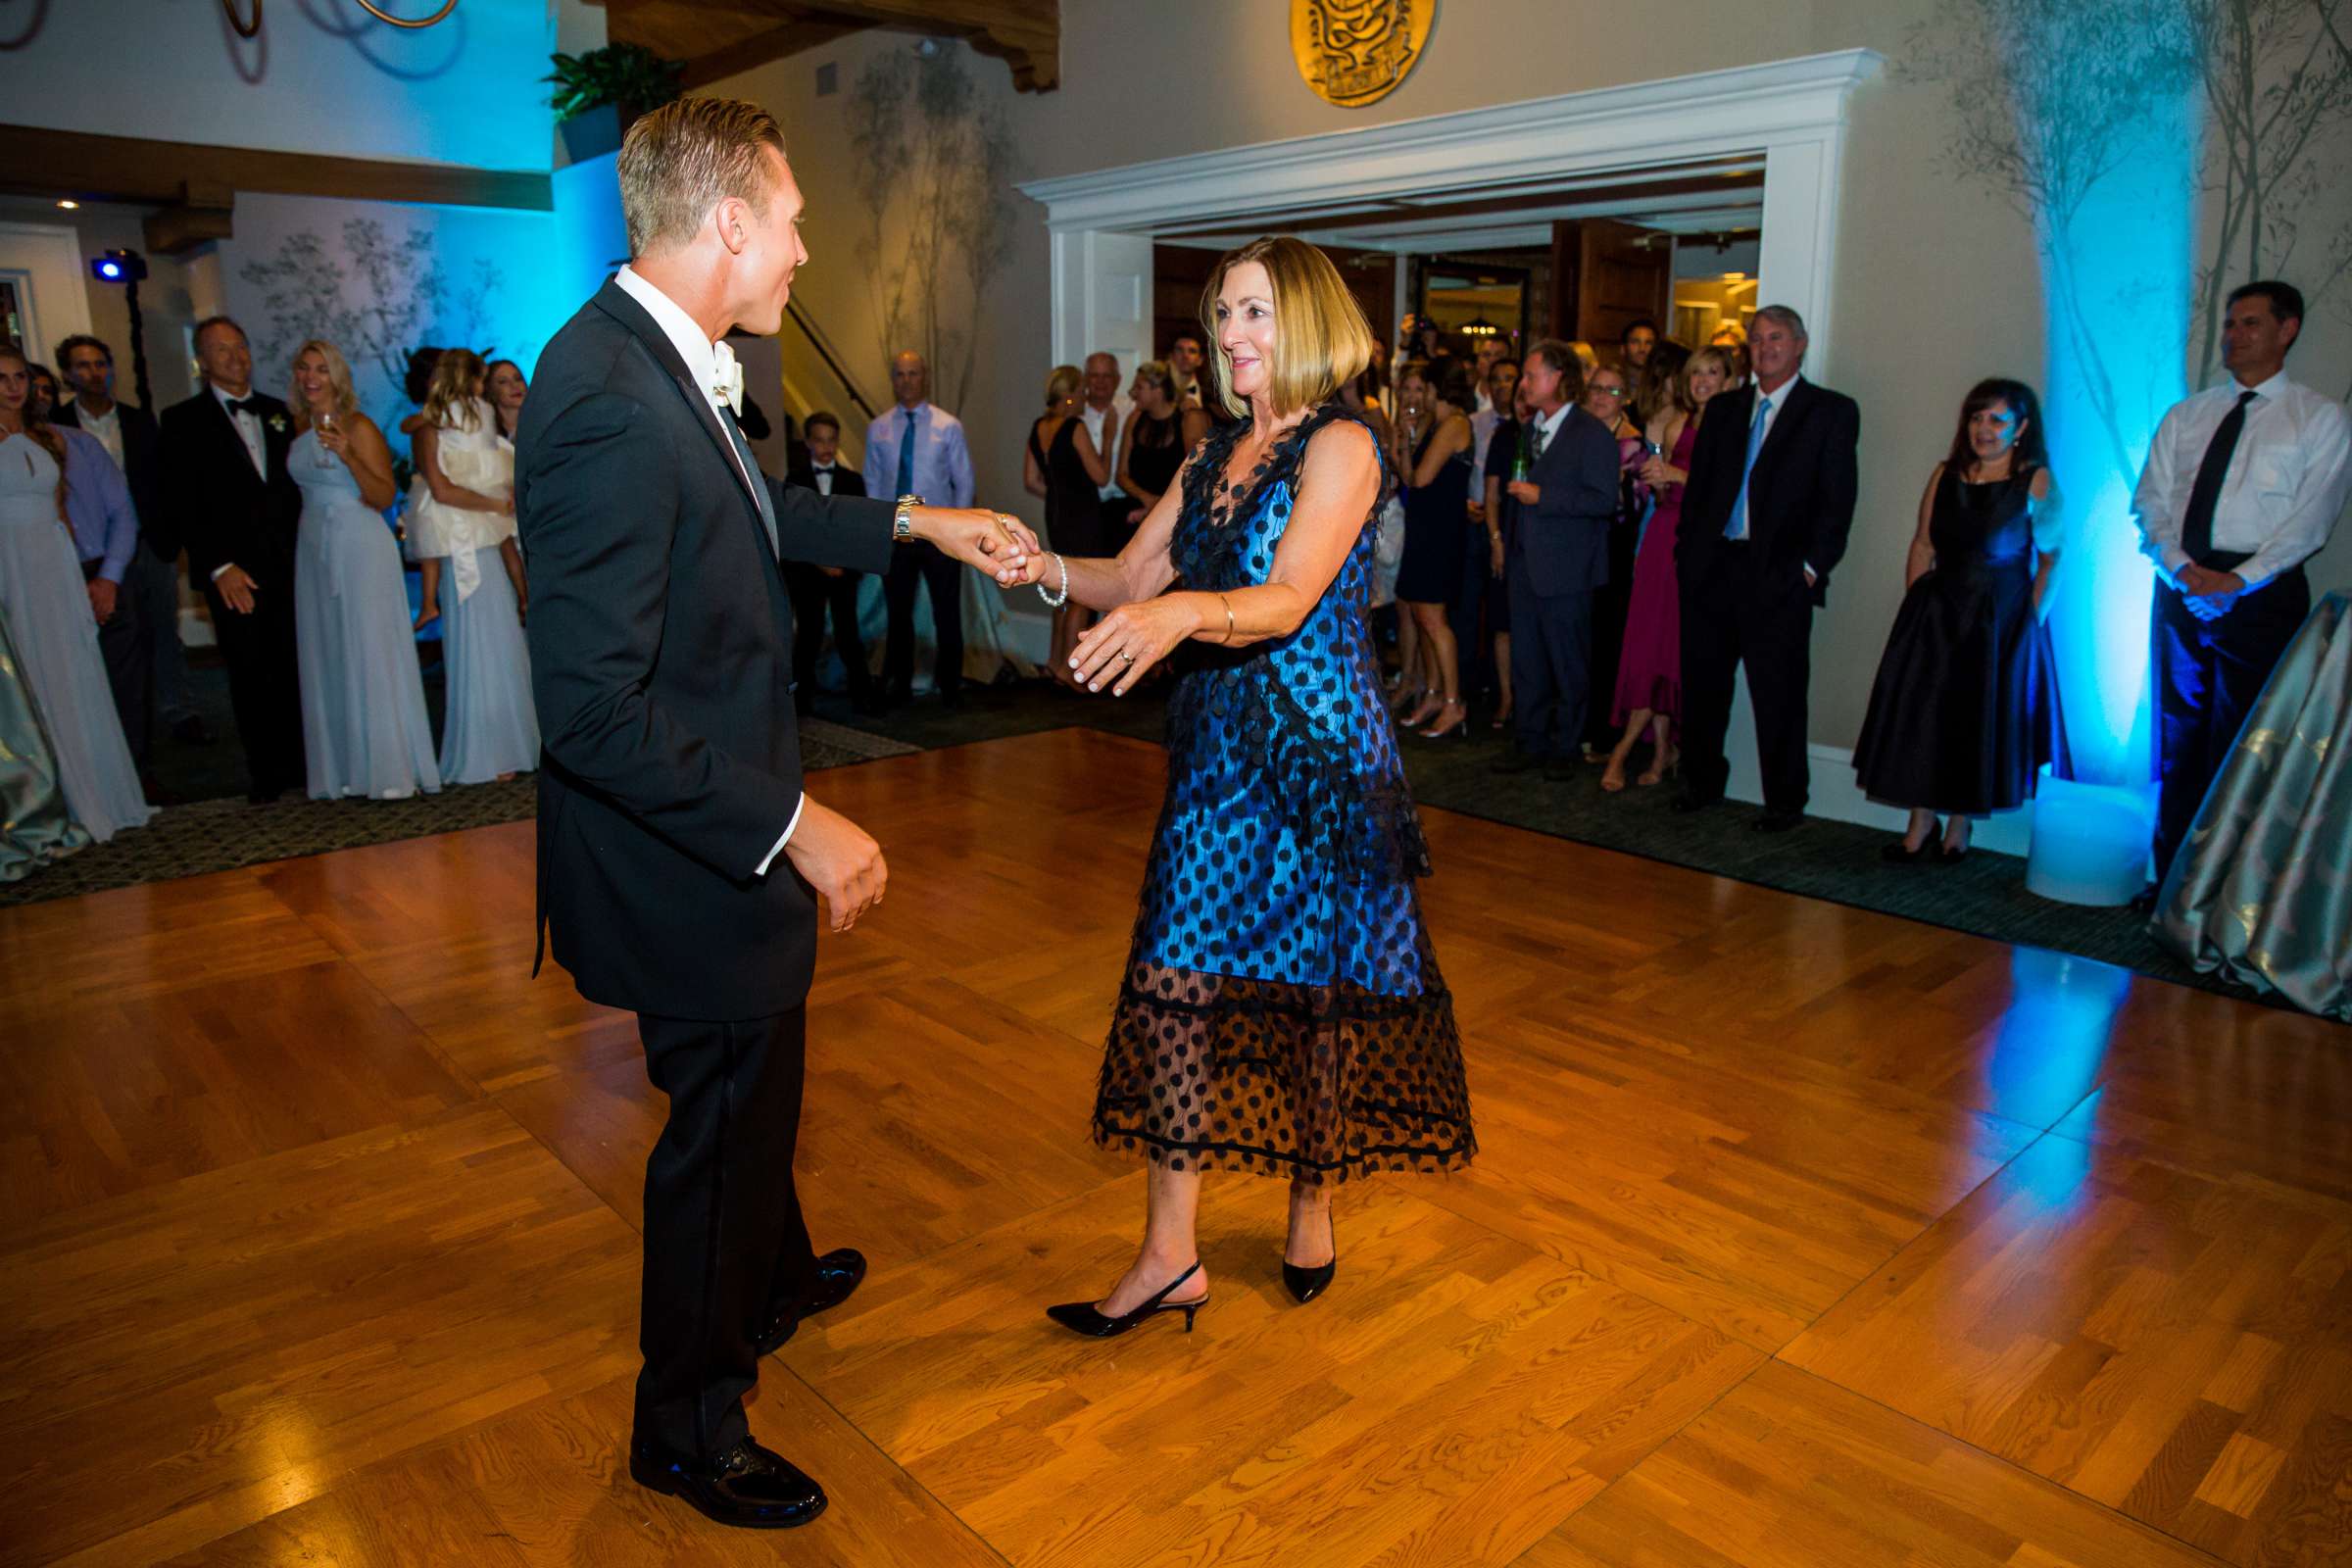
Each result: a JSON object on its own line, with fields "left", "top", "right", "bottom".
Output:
{"left": 54, "top": 400, "right": 167, "bottom": 557}
{"left": 786, "top": 458, "right": 867, "bottom": 501}
{"left": 1509, "top": 405, "right": 1623, "bottom": 598}
{"left": 516, "top": 278, "right": 897, "bottom": 1022}
{"left": 1678, "top": 377, "right": 1861, "bottom": 605}
{"left": 159, "top": 388, "right": 303, "bottom": 587}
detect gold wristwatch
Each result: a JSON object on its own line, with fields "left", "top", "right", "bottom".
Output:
{"left": 893, "top": 494, "right": 922, "bottom": 543}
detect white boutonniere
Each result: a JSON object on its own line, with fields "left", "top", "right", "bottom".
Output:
{"left": 268, "top": 413, "right": 289, "bottom": 434}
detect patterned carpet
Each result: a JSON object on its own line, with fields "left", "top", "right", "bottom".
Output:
{"left": 0, "top": 719, "right": 914, "bottom": 907}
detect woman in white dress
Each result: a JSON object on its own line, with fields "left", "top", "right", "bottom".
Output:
{"left": 409, "top": 349, "right": 538, "bottom": 784}
{"left": 0, "top": 345, "right": 152, "bottom": 842}
{"left": 288, "top": 339, "right": 440, "bottom": 801}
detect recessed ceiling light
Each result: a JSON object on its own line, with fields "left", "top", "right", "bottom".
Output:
{"left": 57, "top": 200, "right": 80, "bottom": 211}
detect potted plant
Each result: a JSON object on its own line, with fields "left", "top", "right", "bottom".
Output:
{"left": 548, "top": 43, "right": 685, "bottom": 163}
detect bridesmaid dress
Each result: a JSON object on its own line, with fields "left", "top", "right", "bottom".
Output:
{"left": 409, "top": 400, "right": 539, "bottom": 784}
{"left": 0, "top": 433, "right": 153, "bottom": 843}
{"left": 0, "top": 607, "right": 93, "bottom": 879}
{"left": 291, "top": 426, "right": 441, "bottom": 800}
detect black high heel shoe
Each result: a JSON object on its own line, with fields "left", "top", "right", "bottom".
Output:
{"left": 1047, "top": 1260, "right": 1208, "bottom": 1338}
{"left": 1283, "top": 1254, "right": 1337, "bottom": 1304}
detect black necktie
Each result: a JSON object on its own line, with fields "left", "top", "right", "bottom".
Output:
{"left": 2180, "top": 389, "right": 2258, "bottom": 565}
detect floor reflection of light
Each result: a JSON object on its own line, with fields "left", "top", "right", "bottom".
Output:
{"left": 1986, "top": 947, "right": 2132, "bottom": 1131}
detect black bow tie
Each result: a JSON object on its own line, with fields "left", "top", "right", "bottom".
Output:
{"left": 226, "top": 397, "right": 262, "bottom": 417}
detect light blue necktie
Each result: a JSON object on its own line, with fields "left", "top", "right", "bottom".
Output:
{"left": 1724, "top": 394, "right": 1772, "bottom": 541}
{"left": 894, "top": 407, "right": 917, "bottom": 498}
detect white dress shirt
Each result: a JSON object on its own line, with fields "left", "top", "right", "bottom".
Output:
{"left": 807, "top": 461, "right": 838, "bottom": 497}
{"left": 612, "top": 265, "right": 805, "bottom": 873}
{"left": 861, "top": 401, "right": 974, "bottom": 509}
{"left": 2133, "top": 368, "right": 2352, "bottom": 589}
{"left": 1080, "top": 394, "right": 1130, "bottom": 502}
{"left": 1467, "top": 406, "right": 1502, "bottom": 494}
{"left": 76, "top": 400, "right": 125, "bottom": 471}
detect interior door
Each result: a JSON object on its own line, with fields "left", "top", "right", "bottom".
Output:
{"left": 1549, "top": 219, "right": 1674, "bottom": 347}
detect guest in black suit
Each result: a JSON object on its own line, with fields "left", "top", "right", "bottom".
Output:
{"left": 517, "top": 97, "right": 1032, "bottom": 1533}
{"left": 784, "top": 412, "right": 879, "bottom": 715}
{"left": 55, "top": 333, "right": 175, "bottom": 771}
{"left": 160, "top": 317, "right": 307, "bottom": 803}
{"left": 1672, "top": 304, "right": 1859, "bottom": 831}
{"left": 1493, "top": 339, "right": 1622, "bottom": 779}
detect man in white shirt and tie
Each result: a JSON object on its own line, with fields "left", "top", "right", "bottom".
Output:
{"left": 2134, "top": 278, "right": 2352, "bottom": 894}
{"left": 785, "top": 412, "right": 878, "bottom": 714}
{"left": 1078, "top": 351, "right": 1131, "bottom": 525}
{"left": 864, "top": 352, "right": 977, "bottom": 707}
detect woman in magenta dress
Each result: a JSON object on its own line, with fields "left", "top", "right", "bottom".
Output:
{"left": 1601, "top": 346, "right": 1735, "bottom": 790}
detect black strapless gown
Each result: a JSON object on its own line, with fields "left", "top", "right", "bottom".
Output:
{"left": 1852, "top": 468, "right": 2068, "bottom": 814}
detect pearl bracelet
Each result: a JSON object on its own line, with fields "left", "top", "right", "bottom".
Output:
{"left": 1036, "top": 551, "right": 1069, "bottom": 609}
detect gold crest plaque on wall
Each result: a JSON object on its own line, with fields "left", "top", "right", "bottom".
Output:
{"left": 1291, "top": 0, "right": 1435, "bottom": 108}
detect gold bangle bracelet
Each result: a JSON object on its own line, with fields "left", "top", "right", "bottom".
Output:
{"left": 1220, "top": 594, "right": 1236, "bottom": 644}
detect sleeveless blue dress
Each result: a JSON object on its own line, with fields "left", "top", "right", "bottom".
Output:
{"left": 1091, "top": 404, "right": 1477, "bottom": 1186}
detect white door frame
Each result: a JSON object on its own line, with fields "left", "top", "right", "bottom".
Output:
{"left": 0, "top": 220, "right": 96, "bottom": 366}
{"left": 1019, "top": 49, "right": 1883, "bottom": 382}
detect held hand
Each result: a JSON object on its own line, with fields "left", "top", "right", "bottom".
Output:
{"left": 914, "top": 507, "right": 1039, "bottom": 586}
{"left": 1069, "top": 596, "right": 1198, "bottom": 697}
{"left": 86, "top": 578, "right": 118, "bottom": 625}
{"left": 1000, "top": 547, "right": 1055, "bottom": 589}
{"left": 216, "top": 565, "right": 259, "bottom": 614}
{"left": 1506, "top": 480, "right": 1541, "bottom": 506}
{"left": 2180, "top": 564, "right": 2245, "bottom": 600}
{"left": 316, "top": 424, "right": 350, "bottom": 458}
{"left": 1803, "top": 566, "right": 1819, "bottom": 589}
{"left": 2185, "top": 593, "right": 2234, "bottom": 621}
{"left": 783, "top": 796, "right": 887, "bottom": 933}
{"left": 1466, "top": 501, "right": 1488, "bottom": 525}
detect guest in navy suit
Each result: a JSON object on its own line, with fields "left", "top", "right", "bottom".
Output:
{"left": 1671, "top": 304, "right": 1860, "bottom": 831}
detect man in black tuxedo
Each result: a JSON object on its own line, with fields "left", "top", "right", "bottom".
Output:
{"left": 1493, "top": 339, "right": 1624, "bottom": 779}
{"left": 160, "top": 317, "right": 306, "bottom": 803}
{"left": 783, "top": 412, "right": 879, "bottom": 715}
{"left": 1672, "top": 304, "right": 1859, "bottom": 830}
{"left": 517, "top": 96, "right": 1033, "bottom": 1533}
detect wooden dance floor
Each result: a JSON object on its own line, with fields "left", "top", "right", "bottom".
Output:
{"left": 3, "top": 727, "right": 2348, "bottom": 1566}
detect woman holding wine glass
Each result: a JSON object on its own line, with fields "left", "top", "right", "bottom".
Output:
{"left": 288, "top": 339, "right": 440, "bottom": 801}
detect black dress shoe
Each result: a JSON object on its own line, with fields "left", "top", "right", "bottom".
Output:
{"left": 1670, "top": 790, "right": 1720, "bottom": 814}
{"left": 1047, "top": 1260, "right": 1208, "bottom": 1338}
{"left": 1751, "top": 809, "right": 1805, "bottom": 833}
{"left": 629, "top": 1435, "right": 826, "bottom": 1530}
{"left": 1490, "top": 748, "right": 1544, "bottom": 776}
{"left": 756, "top": 1248, "right": 866, "bottom": 1355}
{"left": 1283, "top": 1255, "right": 1337, "bottom": 1304}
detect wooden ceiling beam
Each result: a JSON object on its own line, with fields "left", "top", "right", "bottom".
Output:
{"left": 0, "top": 124, "right": 551, "bottom": 221}
{"left": 592, "top": 0, "right": 1057, "bottom": 91}
{"left": 675, "top": 18, "right": 865, "bottom": 88}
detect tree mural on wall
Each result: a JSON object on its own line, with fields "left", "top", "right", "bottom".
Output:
{"left": 237, "top": 219, "right": 507, "bottom": 415}
{"left": 846, "top": 46, "right": 1017, "bottom": 414}
{"left": 2183, "top": 0, "right": 2352, "bottom": 389}
{"left": 1905, "top": 0, "right": 2197, "bottom": 481}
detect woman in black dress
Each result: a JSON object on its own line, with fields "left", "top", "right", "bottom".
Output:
{"left": 1390, "top": 359, "right": 1477, "bottom": 739}
{"left": 1114, "top": 360, "right": 1208, "bottom": 555}
{"left": 1854, "top": 378, "right": 2065, "bottom": 861}
{"left": 1025, "top": 364, "right": 1112, "bottom": 686}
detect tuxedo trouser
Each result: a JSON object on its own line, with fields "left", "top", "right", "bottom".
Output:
{"left": 1449, "top": 528, "right": 1495, "bottom": 700}
{"left": 787, "top": 564, "right": 874, "bottom": 703}
{"left": 634, "top": 1006, "right": 820, "bottom": 1457}
{"left": 2151, "top": 565, "right": 2309, "bottom": 884}
{"left": 1507, "top": 567, "right": 1592, "bottom": 760}
{"left": 882, "top": 550, "right": 964, "bottom": 695}
{"left": 82, "top": 557, "right": 153, "bottom": 769}
{"left": 203, "top": 550, "right": 305, "bottom": 794}
{"left": 1679, "top": 541, "right": 1813, "bottom": 813}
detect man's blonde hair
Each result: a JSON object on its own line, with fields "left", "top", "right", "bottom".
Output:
{"left": 618, "top": 96, "right": 788, "bottom": 257}
{"left": 1200, "top": 236, "right": 1375, "bottom": 419}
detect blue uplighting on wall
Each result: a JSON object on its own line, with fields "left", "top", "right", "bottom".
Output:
{"left": 2034, "top": 108, "right": 2196, "bottom": 787}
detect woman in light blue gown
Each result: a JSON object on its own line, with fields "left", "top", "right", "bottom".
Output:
{"left": 288, "top": 339, "right": 440, "bottom": 802}
{"left": 0, "top": 345, "right": 152, "bottom": 845}
{"left": 410, "top": 349, "right": 537, "bottom": 784}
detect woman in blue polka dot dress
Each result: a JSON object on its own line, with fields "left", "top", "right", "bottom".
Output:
{"left": 1004, "top": 237, "right": 1477, "bottom": 1339}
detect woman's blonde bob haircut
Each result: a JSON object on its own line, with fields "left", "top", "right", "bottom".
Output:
{"left": 289, "top": 338, "right": 362, "bottom": 428}
{"left": 1199, "top": 236, "right": 1376, "bottom": 420}
{"left": 1043, "top": 363, "right": 1083, "bottom": 412}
